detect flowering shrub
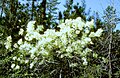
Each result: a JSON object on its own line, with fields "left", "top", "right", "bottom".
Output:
{"left": 5, "top": 17, "right": 103, "bottom": 77}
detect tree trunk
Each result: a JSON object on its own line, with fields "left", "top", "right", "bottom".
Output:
{"left": 41, "top": 0, "right": 46, "bottom": 29}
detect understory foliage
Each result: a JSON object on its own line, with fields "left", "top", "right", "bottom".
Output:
{"left": 4, "top": 17, "right": 104, "bottom": 77}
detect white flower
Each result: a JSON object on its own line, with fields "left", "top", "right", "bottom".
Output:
{"left": 85, "top": 29, "right": 89, "bottom": 34}
{"left": 37, "top": 38, "right": 47, "bottom": 46}
{"left": 60, "top": 27, "right": 71, "bottom": 33}
{"left": 19, "top": 42, "right": 31, "bottom": 50}
{"left": 83, "top": 61, "right": 88, "bottom": 65}
{"left": 58, "top": 23, "right": 66, "bottom": 29}
{"left": 30, "top": 62, "right": 34, "bottom": 69}
{"left": 66, "top": 46, "right": 73, "bottom": 52}
{"left": 89, "top": 32, "right": 95, "bottom": 37}
{"left": 89, "top": 19, "right": 94, "bottom": 28}
{"left": 75, "top": 30, "right": 80, "bottom": 34}
{"left": 36, "top": 25, "right": 44, "bottom": 31}
{"left": 82, "top": 48, "right": 91, "bottom": 56}
{"left": 17, "top": 58, "right": 20, "bottom": 61}
{"left": 84, "top": 37, "right": 91, "bottom": 43}
{"left": 65, "top": 19, "right": 72, "bottom": 25}
{"left": 44, "top": 29, "right": 57, "bottom": 38}
{"left": 18, "top": 20, "right": 21, "bottom": 22}
{"left": 69, "top": 63, "right": 78, "bottom": 67}
{"left": 82, "top": 57, "right": 88, "bottom": 65}
{"left": 13, "top": 56, "right": 17, "bottom": 60}
{"left": 41, "top": 50, "right": 49, "bottom": 56}
{"left": 85, "top": 19, "right": 94, "bottom": 28}
{"left": 30, "top": 54, "right": 35, "bottom": 58}
{"left": 25, "top": 60, "right": 29, "bottom": 63}
{"left": 30, "top": 48, "right": 37, "bottom": 54}
{"left": 18, "top": 39, "right": 23, "bottom": 45}
{"left": 95, "top": 28, "right": 103, "bottom": 37}
{"left": 33, "top": 32, "right": 40, "bottom": 39}
{"left": 5, "top": 42, "right": 11, "bottom": 49}
{"left": 13, "top": 43, "right": 18, "bottom": 48}
{"left": 81, "top": 41, "right": 86, "bottom": 46}
{"left": 27, "top": 21, "right": 36, "bottom": 28}
{"left": 7, "top": 36, "right": 12, "bottom": 42}
{"left": 22, "top": 41, "right": 31, "bottom": 50}
{"left": 78, "top": 22, "right": 84, "bottom": 30}
{"left": 93, "top": 53, "right": 98, "bottom": 58}
{"left": 17, "top": 26, "right": 19, "bottom": 28}
{"left": 46, "top": 38, "right": 52, "bottom": 42}
{"left": 11, "top": 64, "right": 15, "bottom": 68}
{"left": 76, "top": 17, "right": 82, "bottom": 21}
{"left": 15, "top": 65, "right": 20, "bottom": 69}
{"left": 61, "top": 35, "right": 67, "bottom": 45}
{"left": 56, "top": 32, "right": 62, "bottom": 36}
{"left": 27, "top": 21, "right": 36, "bottom": 33}
{"left": 19, "top": 28, "right": 24, "bottom": 35}
{"left": 84, "top": 48, "right": 92, "bottom": 53}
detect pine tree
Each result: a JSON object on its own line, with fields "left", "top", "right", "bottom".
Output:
{"left": 62, "top": 0, "right": 87, "bottom": 21}
{"left": 91, "top": 5, "right": 120, "bottom": 77}
{"left": 103, "top": 6, "right": 119, "bottom": 78}
{"left": 63, "top": 0, "right": 73, "bottom": 20}
{"left": 46, "top": 0, "right": 60, "bottom": 28}
{"left": 0, "top": 0, "right": 30, "bottom": 76}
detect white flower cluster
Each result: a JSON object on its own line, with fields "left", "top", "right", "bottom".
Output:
{"left": 25, "top": 21, "right": 43, "bottom": 41}
{"left": 11, "top": 64, "right": 20, "bottom": 70}
{"left": 19, "top": 28, "right": 24, "bottom": 35}
{"left": 5, "top": 17, "right": 103, "bottom": 69}
{"left": 4, "top": 36, "right": 12, "bottom": 50}
{"left": 89, "top": 28, "right": 103, "bottom": 37}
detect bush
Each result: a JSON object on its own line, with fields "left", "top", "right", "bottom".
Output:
{"left": 4, "top": 17, "right": 103, "bottom": 77}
